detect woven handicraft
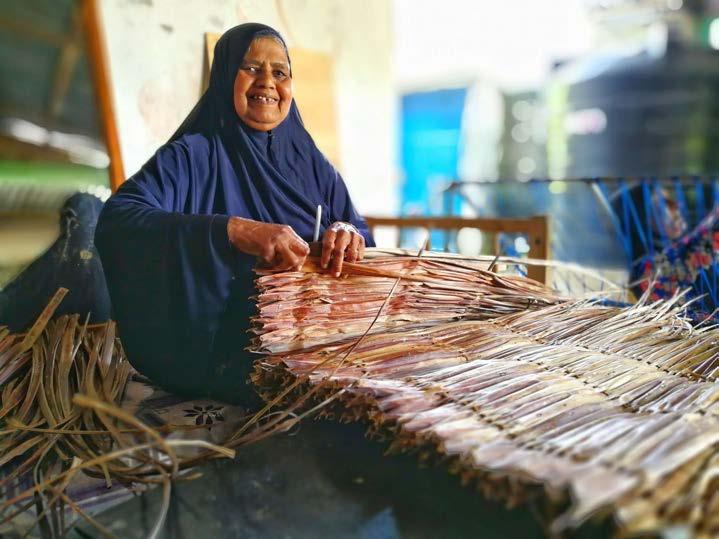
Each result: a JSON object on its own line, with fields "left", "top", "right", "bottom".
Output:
{"left": 250, "top": 251, "right": 719, "bottom": 537}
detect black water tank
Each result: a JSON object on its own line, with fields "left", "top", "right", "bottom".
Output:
{"left": 547, "top": 35, "right": 719, "bottom": 178}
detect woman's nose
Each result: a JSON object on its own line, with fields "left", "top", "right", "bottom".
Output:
{"left": 255, "top": 67, "right": 275, "bottom": 88}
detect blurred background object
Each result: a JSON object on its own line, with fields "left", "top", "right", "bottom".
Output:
{"left": 391, "top": 0, "right": 719, "bottom": 303}
{"left": 0, "top": 0, "right": 110, "bottom": 286}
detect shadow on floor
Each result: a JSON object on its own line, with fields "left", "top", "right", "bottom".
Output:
{"left": 70, "top": 420, "right": 614, "bottom": 539}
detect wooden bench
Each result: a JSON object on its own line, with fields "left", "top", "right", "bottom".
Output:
{"left": 363, "top": 216, "right": 549, "bottom": 284}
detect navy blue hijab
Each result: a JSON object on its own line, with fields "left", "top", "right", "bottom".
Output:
{"left": 95, "top": 23, "right": 373, "bottom": 402}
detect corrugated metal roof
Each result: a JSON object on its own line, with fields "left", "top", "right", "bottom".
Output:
{"left": 3, "top": 0, "right": 75, "bottom": 35}
{"left": 0, "top": 0, "right": 101, "bottom": 141}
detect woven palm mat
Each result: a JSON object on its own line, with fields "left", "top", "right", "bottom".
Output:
{"left": 250, "top": 259, "right": 719, "bottom": 537}
{"left": 4, "top": 252, "right": 717, "bottom": 537}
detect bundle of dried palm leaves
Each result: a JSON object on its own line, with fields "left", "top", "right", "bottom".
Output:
{"left": 0, "top": 289, "right": 235, "bottom": 538}
{"left": 251, "top": 253, "right": 719, "bottom": 537}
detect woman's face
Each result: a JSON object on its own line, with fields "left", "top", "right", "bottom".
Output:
{"left": 233, "top": 37, "right": 292, "bottom": 131}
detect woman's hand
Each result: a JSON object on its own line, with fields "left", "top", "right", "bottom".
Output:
{"left": 321, "top": 222, "right": 366, "bottom": 277}
{"left": 227, "top": 217, "right": 309, "bottom": 270}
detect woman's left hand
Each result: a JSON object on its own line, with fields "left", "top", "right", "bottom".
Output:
{"left": 321, "top": 222, "right": 366, "bottom": 277}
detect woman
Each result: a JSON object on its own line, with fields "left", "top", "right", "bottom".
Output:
{"left": 95, "top": 23, "right": 374, "bottom": 404}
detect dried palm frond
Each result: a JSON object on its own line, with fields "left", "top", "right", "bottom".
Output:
{"left": 0, "top": 290, "right": 237, "bottom": 538}
{"left": 251, "top": 253, "right": 719, "bottom": 537}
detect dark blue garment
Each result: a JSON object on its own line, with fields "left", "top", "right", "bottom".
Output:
{"left": 95, "top": 23, "right": 373, "bottom": 402}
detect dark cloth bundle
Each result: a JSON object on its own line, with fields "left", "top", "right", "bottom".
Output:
{"left": 0, "top": 193, "right": 111, "bottom": 332}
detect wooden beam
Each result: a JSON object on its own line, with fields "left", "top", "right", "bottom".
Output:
{"left": 0, "top": 15, "right": 78, "bottom": 48}
{"left": 47, "top": 6, "right": 84, "bottom": 121}
{"left": 364, "top": 215, "right": 550, "bottom": 284}
{"left": 525, "top": 216, "right": 549, "bottom": 284}
{"left": 0, "top": 104, "right": 98, "bottom": 140}
{"left": 80, "top": 0, "right": 124, "bottom": 191}
{"left": 364, "top": 216, "right": 548, "bottom": 235}
{"left": 0, "top": 134, "right": 72, "bottom": 163}
{"left": 0, "top": 104, "right": 101, "bottom": 142}
{"left": 0, "top": 104, "right": 50, "bottom": 124}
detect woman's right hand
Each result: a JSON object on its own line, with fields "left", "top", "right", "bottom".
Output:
{"left": 227, "top": 217, "right": 309, "bottom": 270}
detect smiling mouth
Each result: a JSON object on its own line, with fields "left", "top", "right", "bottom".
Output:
{"left": 249, "top": 95, "right": 278, "bottom": 105}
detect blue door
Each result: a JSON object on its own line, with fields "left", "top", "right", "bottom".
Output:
{"left": 400, "top": 88, "right": 467, "bottom": 216}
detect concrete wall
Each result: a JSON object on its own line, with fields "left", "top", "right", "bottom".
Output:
{"left": 98, "top": 0, "right": 397, "bottom": 216}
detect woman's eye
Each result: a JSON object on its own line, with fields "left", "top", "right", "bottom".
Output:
{"left": 244, "top": 66, "right": 259, "bottom": 74}
{"left": 273, "top": 71, "right": 287, "bottom": 79}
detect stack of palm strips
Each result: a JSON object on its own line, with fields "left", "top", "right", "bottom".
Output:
{"left": 0, "top": 290, "right": 131, "bottom": 479}
{"left": 0, "top": 289, "right": 233, "bottom": 537}
{"left": 251, "top": 258, "right": 719, "bottom": 537}
{"left": 252, "top": 256, "right": 563, "bottom": 354}
{"left": 0, "top": 289, "right": 133, "bottom": 533}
